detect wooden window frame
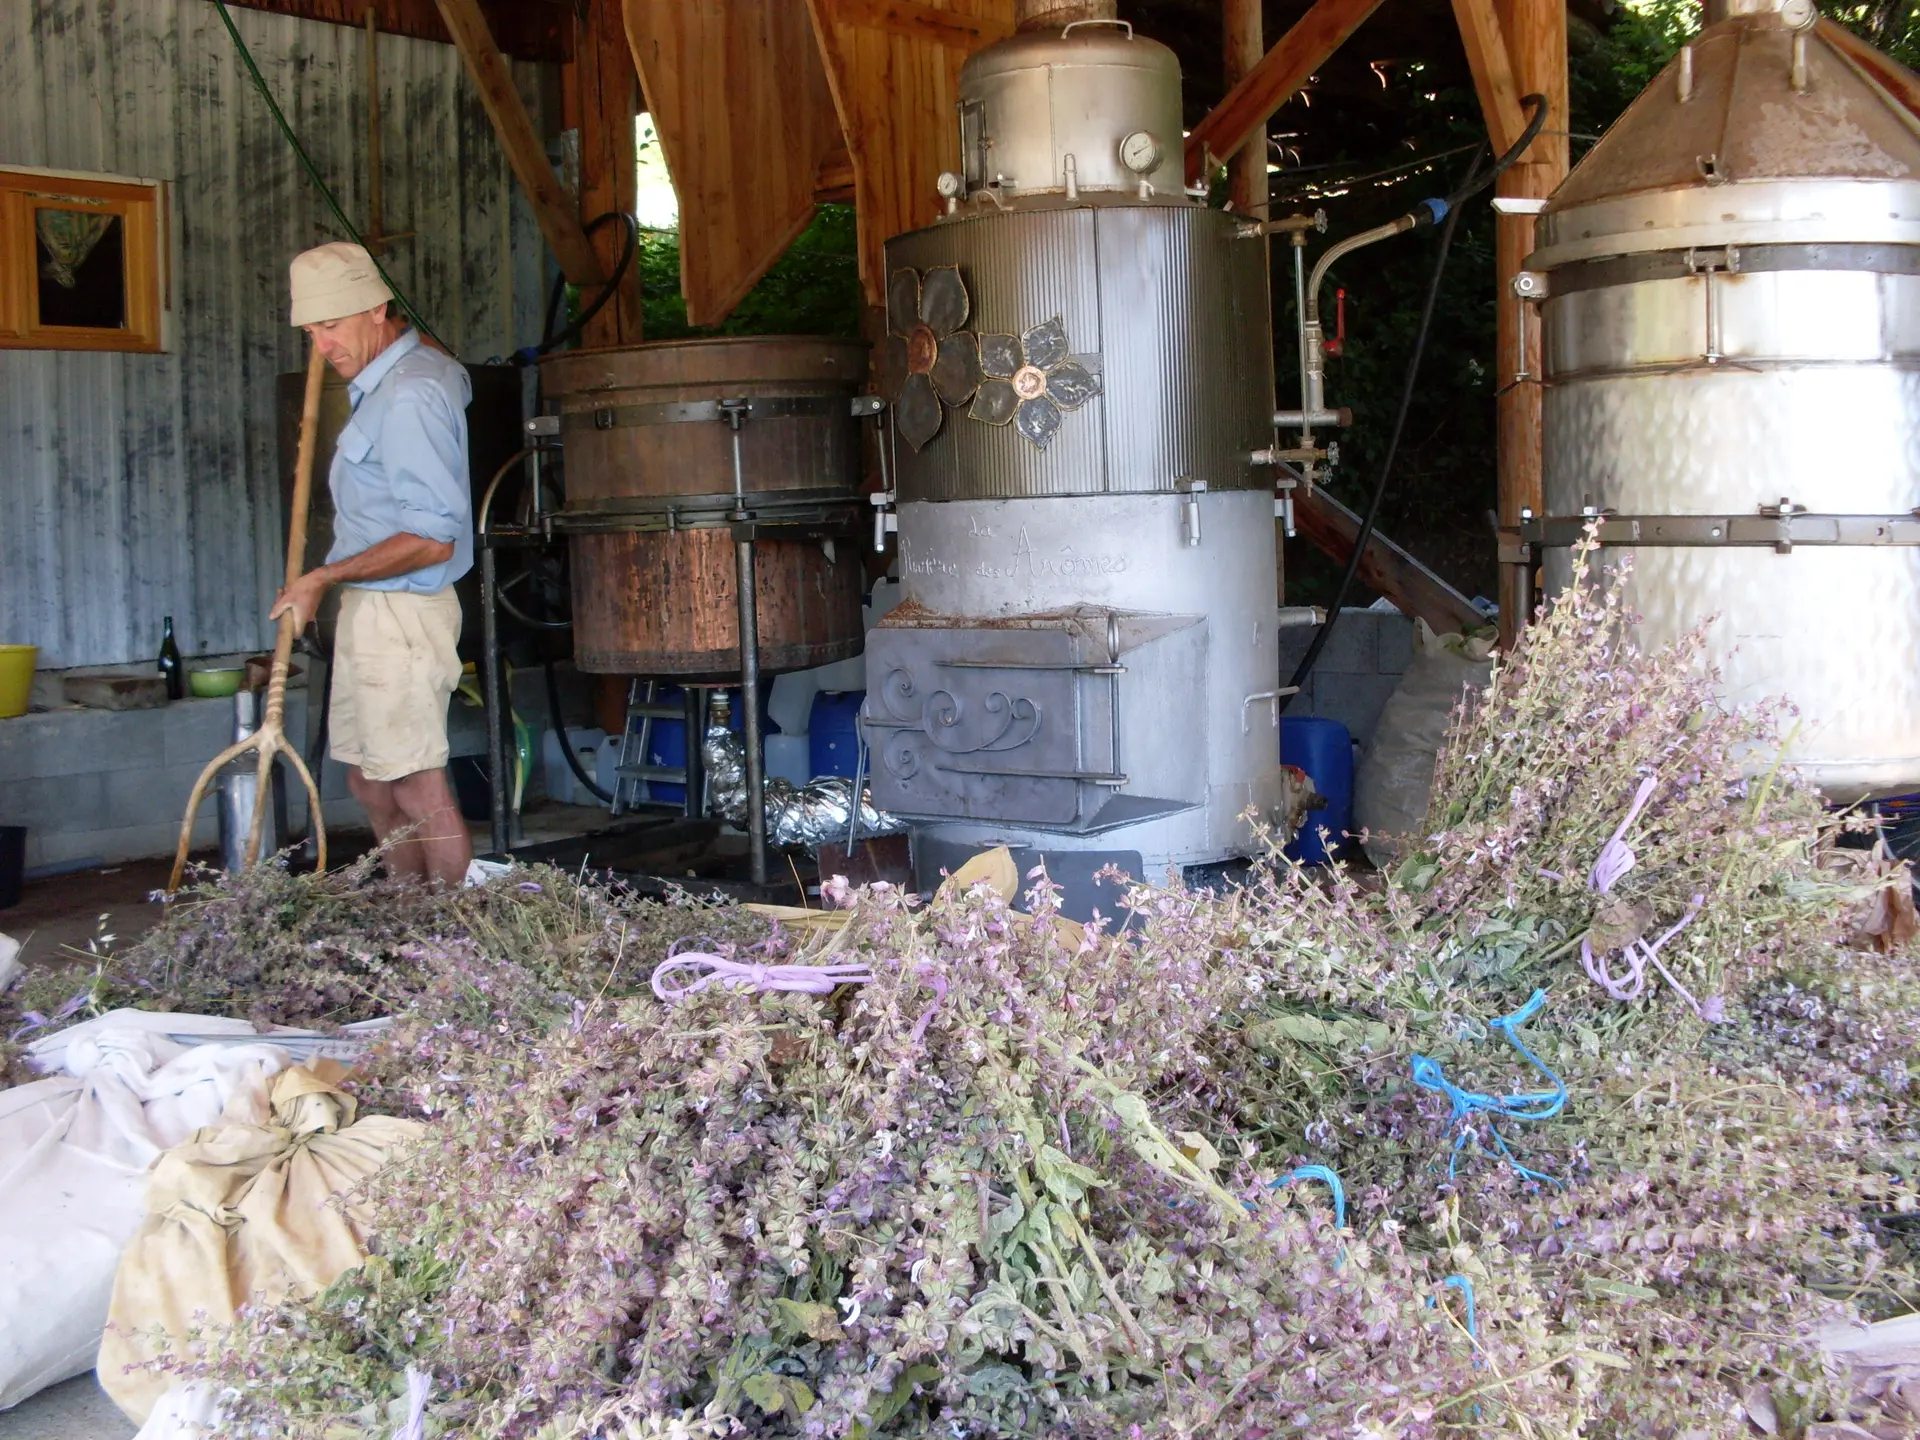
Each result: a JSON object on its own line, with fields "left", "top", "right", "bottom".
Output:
{"left": 0, "top": 166, "right": 170, "bottom": 354}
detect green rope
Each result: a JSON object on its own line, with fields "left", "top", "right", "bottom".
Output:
{"left": 210, "top": 0, "right": 452, "bottom": 355}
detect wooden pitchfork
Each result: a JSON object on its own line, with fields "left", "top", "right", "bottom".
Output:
{"left": 167, "top": 343, "right": 330, "bottom": 892}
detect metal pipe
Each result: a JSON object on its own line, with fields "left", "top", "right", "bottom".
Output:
{"left": 724, "top": 404, "right": 768, "bottom": 886}
{"left": 479, "top": 542, "right": 510, "bottom": 855}
{"left": 683, "top": 685, "right": 706, "bottom": 818}
{"left": 734, "top": 540, "right": 767, "bottom": 885}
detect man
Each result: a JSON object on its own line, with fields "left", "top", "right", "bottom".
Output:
{"left": 270, "top": 241, "right": 474, "bottom": 887}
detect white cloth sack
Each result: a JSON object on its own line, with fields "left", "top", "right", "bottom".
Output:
{"left": 0, "top": 1010, "right": 292, "bottom": 1411}
{"left": 0, "top": 931, "right": 20, "bottom": 992}
{"left": 1353, "top": 620, "right": 1495, "bottom": 868}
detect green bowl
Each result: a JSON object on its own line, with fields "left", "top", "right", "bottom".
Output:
{"left": 189, "top": 668, "right": 244, "bottom": 698}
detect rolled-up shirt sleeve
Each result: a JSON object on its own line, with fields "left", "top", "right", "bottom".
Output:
{"left": 378, "top": 388, "right": 467, "bottom": 546}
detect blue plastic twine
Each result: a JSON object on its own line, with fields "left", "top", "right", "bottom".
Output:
{"left": 1272, "top": 1164, "right": 1347, "bottom": 1229}
{"left": 1410, "top": 989, "right": 1566, "bottom": 1186}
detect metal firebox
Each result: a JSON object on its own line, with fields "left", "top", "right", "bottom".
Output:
{"left": 1523, "top": 0, "right": 1920, "bottom": 800}
{"left": 867, "top": 17, "right": 1289, "bottom": 906}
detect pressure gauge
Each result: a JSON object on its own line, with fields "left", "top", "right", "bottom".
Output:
{"left": 1119, "top": 130, "right": 1163, "bottom": 176}
{"left": 936, "top": 170, "right": 965, "bottom": 200}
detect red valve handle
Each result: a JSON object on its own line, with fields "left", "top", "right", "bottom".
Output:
{"left": 1324, "top": 287, "right": 1348, "bottom": 358}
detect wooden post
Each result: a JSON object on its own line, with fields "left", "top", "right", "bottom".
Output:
{"left": 566, "top": 0, "right": 644, "bottom": 347}
{"left": 1223, "top": 0, "right": 1268, "bottom": 216}
{"left": 1185, "top": 0, "right": 1389, "bottom": 186}
{"left": 1491, "top": 0, "right": 1567, "bottom": 645}
{"left": 434, "top": 0, "right": 606, "bottom": 285}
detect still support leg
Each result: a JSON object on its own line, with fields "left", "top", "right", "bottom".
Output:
{"left": 480, "top": 541, "right": 511, "bottom": 857}
{"left": 733, "top": 538, "right": 768, "bottom": 886}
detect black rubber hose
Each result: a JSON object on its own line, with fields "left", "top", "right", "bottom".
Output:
{"left": 524, "top": 211, "right": 641, "bottom": 363}
{"left": 1283, "top": 95, "right": 1548, "bottom": 705}
{"left": 545, "top": 660, "right": 614, "bottom": 804}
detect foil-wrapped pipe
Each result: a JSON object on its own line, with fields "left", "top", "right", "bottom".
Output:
{"left": 703, "top": 724, "right": 906, "bottom": 849}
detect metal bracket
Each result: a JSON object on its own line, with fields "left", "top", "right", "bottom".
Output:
{"left": 851, "top": 394, "right": 887, "bottom": 417}
{"left": 1512, "top": 505, "right": 1920, "bottom": 556}
{"left": 523, "top": 414, "right": 561, "bottom": 438}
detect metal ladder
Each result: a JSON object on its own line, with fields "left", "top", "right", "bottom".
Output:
{"left": 611, "top": 680, "right": 703, "bottom": 816}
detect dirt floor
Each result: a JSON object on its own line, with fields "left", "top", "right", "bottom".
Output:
{"left": 0, "top": 1374, "right": 134, "bottom": 1439}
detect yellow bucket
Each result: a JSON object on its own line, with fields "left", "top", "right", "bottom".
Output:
{"left": 0, "top": 646, "right": 37, "bottom": 719}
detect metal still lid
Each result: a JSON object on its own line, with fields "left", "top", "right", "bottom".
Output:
{"left": 1533, "top": 7, "right": 1920, "bottom": 267}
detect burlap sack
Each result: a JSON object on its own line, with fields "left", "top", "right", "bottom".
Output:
{"left": 99, "top": 1061, "right": 422, "bottom": 1422}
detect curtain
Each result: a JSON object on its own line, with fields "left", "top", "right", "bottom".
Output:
{"left": 35, "top": 208, "right": 114, "bottom": 289}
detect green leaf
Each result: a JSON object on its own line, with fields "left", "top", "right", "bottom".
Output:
{"left": 1111, "top": 1092, "right": 1152, "bottom": 1129}
{"left": 743, "top": 1372, "right": 817, "bottom": 1415}
{"left": 1583, "top": 1278, "right": 1660, "bottom": 1302}
{"left": 1034, "top": 1144, "right": 1104, "bottom": 1203}
{"left": 773, "top": 1298, "right": 843, "bottom": 1344}
{"left": 849, "top": 1363, "right": 942, "bottom": 1438}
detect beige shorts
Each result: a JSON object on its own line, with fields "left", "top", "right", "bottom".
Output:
{"left": 329, "top": 587, "right": 463, "bottom": 782}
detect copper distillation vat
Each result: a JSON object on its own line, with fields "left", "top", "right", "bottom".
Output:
{"left": 506, "top": 336, "right": 875, "bottom": 882}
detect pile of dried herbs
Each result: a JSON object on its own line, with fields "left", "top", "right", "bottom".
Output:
{"left": 22, "top": 538, "right": 1920, "bottom": 1437}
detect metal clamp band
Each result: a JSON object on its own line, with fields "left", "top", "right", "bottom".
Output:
{"left": 561, "top": 393, "right": 851, "bottom": 433}
{"left": 551, "top": 492, "right": 864, "bottom": 536}
{"left": 1505, "top": 508, "right": 1920, "bottom": 558}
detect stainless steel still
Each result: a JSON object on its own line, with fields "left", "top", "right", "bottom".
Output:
{"left": 868, "top": 17, "right": 1290, "bottom": 908}
{"left": 1527, "top": 0, "right": 1920, "bottom": 800}
{"left": 951, "top": 22, "right": 1186, "bottom": 203}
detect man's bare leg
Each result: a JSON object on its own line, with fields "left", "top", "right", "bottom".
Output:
{"left": 345, "top": 766, "right": 428, "bottom": 879}
{"left": 391, "top": 768, "right": 472, "bottom": 888}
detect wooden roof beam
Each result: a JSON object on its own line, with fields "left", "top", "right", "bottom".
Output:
{"left": 433, "top": 0, "right": 606, "bottom": 285}
{"left": 1291, "top": 487, "right": 1485, "bottom": 638}
{"left": 1183, "top": 0, "right": 1390, "bottom": 186}
{"left": 218, "top": 0, "right": 571, "bottom": 63}
{"left": 1450, "top": 0, "right": 1529, "bottom": 155}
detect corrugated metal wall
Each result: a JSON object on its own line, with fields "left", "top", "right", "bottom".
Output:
{"left": 0, "top": 0, "right": 549, "bottom": 668}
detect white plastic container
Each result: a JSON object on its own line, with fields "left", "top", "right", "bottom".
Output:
{"left": 541, "top": 727, "right": 607, "bottom": 806}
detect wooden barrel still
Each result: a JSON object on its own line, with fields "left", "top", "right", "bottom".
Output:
{"left": 541, "top": 337, "right": 869, "bottom": 677}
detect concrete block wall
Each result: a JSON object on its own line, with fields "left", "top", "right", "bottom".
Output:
{"left": 1278, "top": 607, "right": 1417, "bottom": 749}
{"left": 0, "top": 683, "right": 359, "bottom": 871}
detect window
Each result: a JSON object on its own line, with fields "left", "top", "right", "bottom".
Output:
{"left": 0, "top": 167, "right": 168, "bottom": 353}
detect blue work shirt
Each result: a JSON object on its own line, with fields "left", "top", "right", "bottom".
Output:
{"left": 327, "top": 328, "right": 474, "bottom": 592}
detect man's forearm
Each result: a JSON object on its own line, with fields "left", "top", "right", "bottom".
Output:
{"left": 311, "top": 532, "right": 455, "bottom": 587}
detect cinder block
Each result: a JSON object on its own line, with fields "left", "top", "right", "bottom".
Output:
{"left": 31, "top": 816, "right": 218, "bottom": 868}
{"left": 0, "top": 708, "right": 166, "bottom": 782}
{"left": 0, "top": 771, "right": 112, "bottom": 830}
{"left": 1376, "top": 613, "right": 1416, "bottom": 675}
{"left": 106, "top": 765, "right": 214, "bottom": 828}
{"left": 1312, "top": 671, "right": 1404, "bottom": 748}
{"left": 162, "top": 696, "right": 240, "bottom": 767}
{"left": 1313, "top": 609, "right": 1380, "bottom": 675}
{"left": 1276, "top": 628, "right": 1316, "bottom": 677}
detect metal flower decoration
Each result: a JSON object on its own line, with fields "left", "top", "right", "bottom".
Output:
{"left": 968, "top": 317, "right": 1101, "bottom": 450}
{"left": 882, "top": 266, "right": 981, "bottom": 452}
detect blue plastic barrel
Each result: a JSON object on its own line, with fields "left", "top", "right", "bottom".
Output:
{"left": 809, "top": 690, "right": 866, "bottom": 779}
{"left": 1281, "top": 715, "right": 1353, "bottom": 864}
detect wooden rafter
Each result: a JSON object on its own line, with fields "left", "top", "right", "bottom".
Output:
{"left": 434, "top": 0, "right": 606, "bottom": 285}
{"left": 827, "top": 0, "right": 1011, "bottom": 47}
{"left": 625, "top": 0, "right": 844, "bottom": 326}
{"left": 807, "top": 0, "right": 1016, "bottom": 305}
{"left": 1292, "top": 489, "right": 1484, "bottom": 638}
{"left": 1450, "top": 0, "right": 1529, "bottom": 154}
{"left": 218, "top": 0, "right": 571, "bottom": 62}
{"left": 567, "top": 0, "right": 645, "bottom": 345}
{"left": 1183, "top": 0, "right": 1389, "bottom": 186}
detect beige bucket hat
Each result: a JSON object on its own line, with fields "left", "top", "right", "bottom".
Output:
{"left": 288, "top": 241, "right": 394, "bottom": 326}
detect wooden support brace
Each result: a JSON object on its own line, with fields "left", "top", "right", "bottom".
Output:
{"left": 434, "top": 0, "right": 606, "bottom": 285}
{"left": 1184, "top": 0, "right": 1389, "bottom": 186}
{"left": 1450, "top": 0, "right": 1530, "bottom": 155}
{"left": 1291, "top": 487, "right": 1486, "bottom": 638}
